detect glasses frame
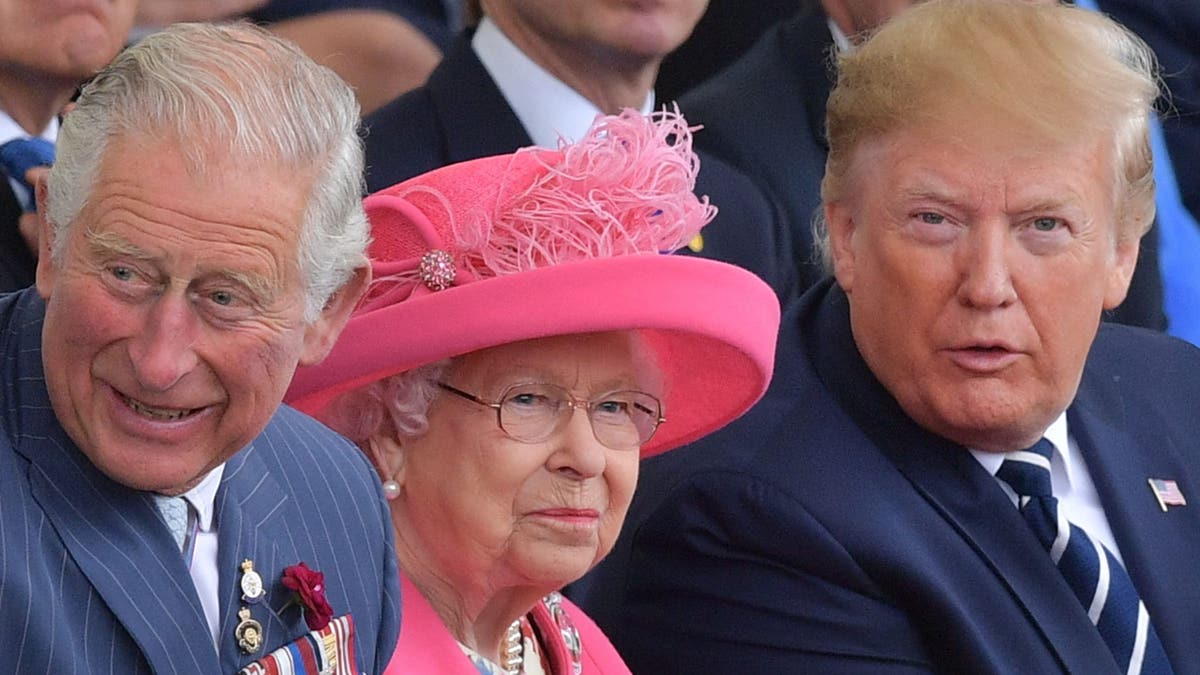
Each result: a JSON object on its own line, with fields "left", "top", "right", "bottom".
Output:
{"left": 435, "top": 381, "right": 665, "bottom": 450}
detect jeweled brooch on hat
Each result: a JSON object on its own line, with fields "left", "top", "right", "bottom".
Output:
{"left": 418, "top": 249, "right": 456, "bottom": 291}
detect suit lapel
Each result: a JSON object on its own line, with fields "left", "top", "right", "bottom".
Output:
{"left": 11, "top": 301, "right": 218, "bottom": 672}
{"left": 804, "top": 282, "right": 1117, "bottom": 672}
{"left": 1069, "top": 366, "right": 1200, "bottom": 667}
{"left": 425, "top": 37, "right": 534, "bottom": 163}
{"left": 214, "top": 441, "right": 307, "bottom": 672}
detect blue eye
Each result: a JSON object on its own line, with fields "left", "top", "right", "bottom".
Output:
{"left": 595, "top": 400, "right": 629, "bottom": 415}
{"left": 508, "top": 392, "right": 551, "bottom": 407}
{"left": 110, "top": 265, "right": 134, "bottom": 281}
{"left": 210, "top": 290, "right": 234, "bottom": 306}
{"left": 918, "top": 212, "right": 945, "bottom": 224}
{"left": 1032, "top": 217, "right": 1061, "bottom": 232}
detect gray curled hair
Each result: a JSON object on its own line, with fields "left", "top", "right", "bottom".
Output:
{"left": 318, "top": 361, "right": 453, "bottom": 445}
{"left": 46, "top": 21, "right": 369, "bottom": 321}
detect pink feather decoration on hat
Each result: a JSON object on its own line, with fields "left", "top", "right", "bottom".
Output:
{"left": 456, "top": 107, "right": 715, "bottom": 277}
{"left": 360, "top": 107, "right": 716, "bottom": 311}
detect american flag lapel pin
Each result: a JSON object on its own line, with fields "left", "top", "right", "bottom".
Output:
{"left": 1148, "top": 478, "right": 1187, "bottom": 512}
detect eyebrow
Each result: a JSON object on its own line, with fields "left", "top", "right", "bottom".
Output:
{"left": 85, "top": 228, "right": 278, "bottom": 301}
{"left": 898, "top": 179, "right": 965, "bottom": 205}
{"left": 86, "top": 228, "right": 154, "bottom": 261}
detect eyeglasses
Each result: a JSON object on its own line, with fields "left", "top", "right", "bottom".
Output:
{"left": 435, "top": 381, "right": 665, "bottom": 450}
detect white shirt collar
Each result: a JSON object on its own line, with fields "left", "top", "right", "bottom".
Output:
{"left": 178, "top": 463, "right": 225, "bottom": 532}
{"left": 969, "top": 411, "right": 1073, "bottom": 489}
{"left": 827, "top": 17, "right": 853, "bottom": 53}
{"left": 0, "top": 109, "right": 58, "bottom": 146}
{"left": 472, "top": 17, "right": 655, "bottom": 149}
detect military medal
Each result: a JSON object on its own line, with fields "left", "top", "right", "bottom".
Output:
{"left": 240, "top": 559, "right": 264, "bottom": 604}
{"left": 235, "top": 606, "right": 263, "bottom": 654}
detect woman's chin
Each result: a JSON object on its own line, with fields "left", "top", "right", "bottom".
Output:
{"left": 508, "top": 542, "right": 601, "bottom": 591}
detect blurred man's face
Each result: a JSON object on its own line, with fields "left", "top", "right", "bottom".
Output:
{"left": 36, "top": 133, "right": 339, "bottom": 495}
{"left": 486, "top": 0, "right": 708, "bottom": 66}
{"left": 824, "top": 113, "right": 1138, "bottom": 452}
{"left": 0, "top": 0, "right": 136, "bottom": 85}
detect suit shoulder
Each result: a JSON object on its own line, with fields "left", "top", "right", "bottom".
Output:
{"left": 257, "top": 404, "right": 379, "bottom": 482}
{"left": 362, "top": 85, "right": 445, "bottom": 192}
{"left": 1091, "top": 324, "right": 1200, "bottom": 381}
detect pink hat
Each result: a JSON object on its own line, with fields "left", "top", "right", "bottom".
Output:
{"left": 286, "top": 110, "right": 779, "bottom": 457}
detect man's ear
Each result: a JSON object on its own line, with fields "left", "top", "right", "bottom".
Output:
{"left": 34, "top": 178, "right": 58, "bottom": 299}
{"left": 1102, "top": 235, "right": 1140, "bottom": 310}
{"left": 299, "top": 265, "right": 371, "bottom": 366}
{"left": 824, "top": 201, "right": 858, "bottom": 293}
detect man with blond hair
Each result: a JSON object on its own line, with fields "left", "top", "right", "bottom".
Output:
{"left": 577, "top": 1, "right": 1199, "bottom": 671}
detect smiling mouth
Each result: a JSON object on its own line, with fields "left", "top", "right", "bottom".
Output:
{"left": 121, "top": 393, "right": 201, "bottom": 421}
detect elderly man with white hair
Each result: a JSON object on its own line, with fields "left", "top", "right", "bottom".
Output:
{"left": 0, "top": 22, "right": 399, "bottom": 673}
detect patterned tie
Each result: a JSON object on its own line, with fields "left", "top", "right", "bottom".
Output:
{"left": 997, "top": 440, "right": 1173, "bottom": 674}
{"left": 152, "top": 494, "right": 197, "bottom": 562}
{"left": 0, "top": 137, "right": 55, "bottom": 212}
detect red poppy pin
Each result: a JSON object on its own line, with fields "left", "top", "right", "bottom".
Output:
{"left": 281, "top": 562, "right": 334, "bottom": 630}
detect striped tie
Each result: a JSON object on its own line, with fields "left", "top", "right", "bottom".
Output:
{"left": 997, "top": 440, "right": 1173, "bottom": 674}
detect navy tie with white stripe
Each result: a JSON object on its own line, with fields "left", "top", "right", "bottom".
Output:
{"left": 997, "top": 439, "right": 1173, "bottom": 674}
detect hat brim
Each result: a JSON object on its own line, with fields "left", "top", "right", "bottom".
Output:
{"left": 286, "top": 254, "right": 779, "bottom": 457}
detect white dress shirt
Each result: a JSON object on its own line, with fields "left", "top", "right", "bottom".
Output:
{"left": 472, "top": 17, "right": 654, "bottom": 150}
{"left": 0, "top": 111, "right": 57, "bottom": 210}
{"left": 176, "top": 463, "right": 225, "bottom": 646}
{"left": 970, "top": 411, "right": 1125, "bottom": 563}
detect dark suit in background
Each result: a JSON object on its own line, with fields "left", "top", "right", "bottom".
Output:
{"left": 0, "top": 182, "right": 35, "bottom": 293}
{"left": 654, "top": 0, "right": 796, "bottom": 103}
{"left": 362, "top": 38, "right": 798, "bottom": 300}
{"left": 1101, "top": 0, "right": 1200, "bottom": 223}
{"left": 573, "top": 280, "right": 1200, "bottom": 673}
{"left": 679, "top": 5, "right": 832, "bottom": 294}
{"left": 0, "top": 289, "right": 402, "bottom": 673}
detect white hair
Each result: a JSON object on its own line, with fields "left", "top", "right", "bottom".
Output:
{"left": 319, "top": 361, "right": 453, "bottom": 444}
{"left": 46, "top": 21, "right": 369, "bottom": 321}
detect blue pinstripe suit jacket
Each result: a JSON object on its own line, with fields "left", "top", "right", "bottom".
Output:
{"left": 0, "top": 289, "right": 401, "bottom": 673}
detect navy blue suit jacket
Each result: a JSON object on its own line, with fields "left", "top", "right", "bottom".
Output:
{"left": 574, "top": 279, "right": 1200, "bottom": 673}
{"left": 679, "top": 5, "right": 832, "bottom": 294}
{"left": 1101, "top": 0, "right": 1200, "bottom": 223}
{"left": 678, "top": 5, "right": 1166, "bottom": 330}
{"left": 0, "top": 289, "right": 401, "bottom": 673}
{"left": 362, "top": 38, "right": 797, "bottom": 300}
{"left": 0, "top": 181, "right": 36, "bottom": 294}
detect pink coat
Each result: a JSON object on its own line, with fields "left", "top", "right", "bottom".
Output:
{"left": 384, "top": 574, "right": 632, "bottom": 675}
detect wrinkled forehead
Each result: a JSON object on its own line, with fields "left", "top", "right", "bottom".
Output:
{"left": 843, "top": 113, "right": 1119, "bottom": 216}
{"left": 836, "top": 97, "right": 1121, "bottom": 191}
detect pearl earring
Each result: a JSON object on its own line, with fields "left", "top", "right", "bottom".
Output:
{"left": 382, "top": 478, "right": 401, "bottom": 501}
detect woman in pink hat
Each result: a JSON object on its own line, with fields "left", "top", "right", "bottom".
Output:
{"left": 286, "top": 110, "right": 779, "bottom": 674}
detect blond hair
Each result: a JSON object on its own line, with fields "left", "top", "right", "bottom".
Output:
{"left": 819, "top": 0, "right": 1160, "bottom": 255}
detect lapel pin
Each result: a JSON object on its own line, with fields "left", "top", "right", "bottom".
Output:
{"left": 240, "top": 559, "right": 264, "bottom": 604}
{"left": 235, "top": 606, "right": 263, "bottom": 654}
{"left": 1148, "top": 478, "right": 1187, "bottom": 512}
